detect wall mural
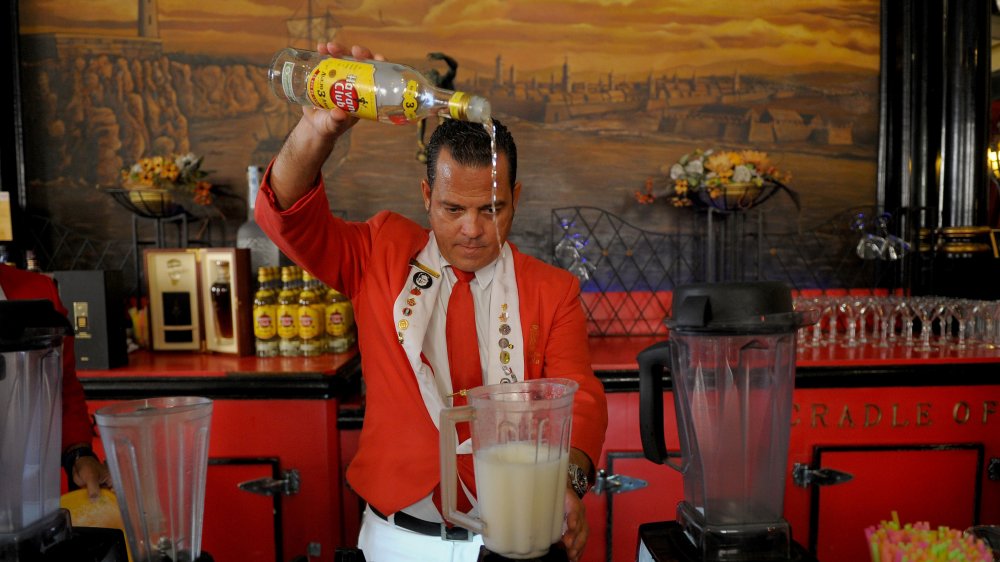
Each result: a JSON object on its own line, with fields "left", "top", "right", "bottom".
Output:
{"left": 18, "top": 0, "right": 880, "bottom": 286}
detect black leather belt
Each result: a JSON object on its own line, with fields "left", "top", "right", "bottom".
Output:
{"left": 369, "top": 504, "right": 472, "bottom": 541}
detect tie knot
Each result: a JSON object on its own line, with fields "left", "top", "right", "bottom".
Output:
{"left": 452, "top": 268, "right": 476, "bottom": 284}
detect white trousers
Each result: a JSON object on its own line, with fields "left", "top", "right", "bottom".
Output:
{"left": 357, "top": 506, "right": 485, "bottom": 562}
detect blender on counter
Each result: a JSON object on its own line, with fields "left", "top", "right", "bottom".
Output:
{"left": 0, "top": 299, "right": 129, "bottom": 561}
{"left": 95, "top": 396, "right": 215, "bottom": 562}
{"left": 637, "top": 282, "right": 819, "bottom": 562}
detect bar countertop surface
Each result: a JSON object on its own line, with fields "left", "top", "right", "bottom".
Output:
{"left": 78, "top": 336, "right": 1000, "bottom": 392}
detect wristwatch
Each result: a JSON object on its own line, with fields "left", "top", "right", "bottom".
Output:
{"left": 568, "top": 463, "right": 590, "bottom": 499}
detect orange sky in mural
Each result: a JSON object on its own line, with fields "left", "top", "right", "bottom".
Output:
{"left": 19, "top": 0, "right": 879, "bottom": 77}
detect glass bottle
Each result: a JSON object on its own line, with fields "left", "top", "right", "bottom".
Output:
{"left": 253, "top": 267, "right": 279, "bottom": 357}
{"left": 268, "top": 47, "right": 492, "bottom": 125}
{"left": 297, "top": 271, "right": 324, "bottom": 356}
{"left": 210, "top": 260, "right": 234, "bottom": 341}
{"left": 325, "top": 286, "right": 355, "bottom": 353}
{"left": 24, "top": 250, "right": 41, "bottom": 273}
{"left": 277, "top": 266, "right": 301, "bottom": 356}
{"left": 237, "top": 165, "right": 285, "bottom": 274}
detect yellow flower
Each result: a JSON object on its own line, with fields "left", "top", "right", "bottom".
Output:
{"left": 726, "top": 151, "right": 744, "bottom": 166}
{"left": 740, "top": 150, "right": 770, "bottom": 170}
{"left": 705, "top": 152, "right": 734, "bottom": 178}
{"left": 674, "top": 179, "right": 689, "bottom": 195}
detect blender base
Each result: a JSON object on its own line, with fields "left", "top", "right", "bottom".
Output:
{"left": 637, "top": 522, "right": 817, "bottom": 562}
{"left": 478, "top": 543, "right": 570, "bottom": 562}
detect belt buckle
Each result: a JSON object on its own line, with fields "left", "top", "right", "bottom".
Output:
{"left": 441, "top": 524, "right": 471, "bottom": 542}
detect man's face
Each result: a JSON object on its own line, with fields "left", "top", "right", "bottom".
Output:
{"left": 421, "top": 148, "right": 521, "bottom": 273}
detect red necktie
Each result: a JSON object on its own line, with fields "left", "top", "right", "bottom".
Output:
{"left": 437, "top": 268, "right": 480, "bottom": 516}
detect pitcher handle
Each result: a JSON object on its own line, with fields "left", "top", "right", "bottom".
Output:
{"left": 439, "top": 405, "right": 485, "bottom": 534}
{"left": 638, "top": 341, "right": 683, "bottom": 472}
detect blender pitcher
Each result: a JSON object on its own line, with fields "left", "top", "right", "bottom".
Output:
{"left": 0, "top": 300, "right": 72, "bottom": 536}
{"left": 638, "top": 282, "right": 815, "bottom": 561}
{"left": 95, "top": 397, "right": 213, "bottom": 562}
{"left": 440, "top": 379, "right": 577, "bottom": 560}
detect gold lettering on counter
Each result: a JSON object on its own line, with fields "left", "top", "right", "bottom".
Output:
{"left": 954, "top": 402, "right": 971, "bottom": 424}
{"left": 811, "top": 403, "right": 828, "bottom": 428}
{"left": 891, "top": 404, "right": 909, "bottom": 427}
{"left": 838, "top": 405, "right": 855, "bottom": 428}
{"left": 916, "top": 403, "right": 932, "bottom": 426}
{"left": 864, "top": 404, "right": 882, "bottom": 427}
{"left": 985, "top": 400, "right": 998, "bottom": 424}
{"left": 789, "top": 399, "right": 996, "bottom": 430}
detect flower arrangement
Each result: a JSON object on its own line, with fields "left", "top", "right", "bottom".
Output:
{"left": 120, "top": 153, "right": 216, "bottom": 206}
{"left": 635, "top": 148, "right": 797, "bottom": 211}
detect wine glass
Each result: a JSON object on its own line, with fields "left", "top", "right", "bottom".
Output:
{"left": 912, "top": 297, "right": 945, "bottom": 352}
{"left": 837, "top": 298, "right": 859, "bottom": 347}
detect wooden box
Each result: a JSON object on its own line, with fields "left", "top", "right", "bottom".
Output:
{"left": 144, "top": 248, "right": 252, "bottom": 355}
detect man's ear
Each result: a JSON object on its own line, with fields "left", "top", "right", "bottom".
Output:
{"left": 421, "top": 179, "right": 432, "bottom": 212}
{"left": 511, "top": 180, "right": 522, "bottom": 212}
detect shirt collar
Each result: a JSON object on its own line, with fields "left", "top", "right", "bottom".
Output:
{"left": 444, "top": 259, "right": 498, "bottom": 290}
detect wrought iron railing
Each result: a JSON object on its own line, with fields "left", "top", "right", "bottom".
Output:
{"left": 551, "top": 206, "right": 907, "bottom": 336}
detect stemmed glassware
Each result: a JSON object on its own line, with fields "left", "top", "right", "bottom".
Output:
{"left": 911, "top": 297, "right": 944, "bottom": 352}
{"left": 790, "top": 294, "right": 1000, "bottom": 353}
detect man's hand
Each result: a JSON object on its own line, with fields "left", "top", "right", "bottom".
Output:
{"left": 561, "top": 488, "right": 589, "bottom": 562}
{"left": 297, "top": 43, "right": 384, "bottom": 142}
{"left": 72, "top": 455, "right": 112, "bottom": 499}
{"left": 270, "top": 42, "right": 385, "bottom": 210}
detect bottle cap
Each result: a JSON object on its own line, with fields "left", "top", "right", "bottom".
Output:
{"left": 464, "top": 95, "right": 492, "bottom": 124}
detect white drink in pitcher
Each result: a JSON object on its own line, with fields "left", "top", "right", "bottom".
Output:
{"left": 474, "top": 441, "right": 569, "bottom": 559}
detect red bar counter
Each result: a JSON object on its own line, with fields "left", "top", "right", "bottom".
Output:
{"left": 80, "top": 339, "right": 1000, "bottom": 562}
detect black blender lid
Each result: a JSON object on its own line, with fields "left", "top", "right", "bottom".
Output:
{"left": 667, "top": 281, "right": 813, "bottom": 334}
{"left": 0, "top": 299, "right": 73, "bottom": 341}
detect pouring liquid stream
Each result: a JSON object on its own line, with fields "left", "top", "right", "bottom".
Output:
{"left": 485, "top": 119, "right": 504, "bottom": 259}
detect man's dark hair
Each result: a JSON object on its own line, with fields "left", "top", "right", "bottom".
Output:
{"left": 425, "top": 118, "right": 517, "bottom": 189}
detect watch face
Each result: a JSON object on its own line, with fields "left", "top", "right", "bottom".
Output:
{"left": 569, "top": 464, "right": 588, "bottom": 498}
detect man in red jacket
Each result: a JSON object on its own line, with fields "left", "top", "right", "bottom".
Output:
{"left": 257, "top": 42, "right": 608, "bottom": 562}
{"left": 0, "top": 265, "right": 111, "bottom": 497}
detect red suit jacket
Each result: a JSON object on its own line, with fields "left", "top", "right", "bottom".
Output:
{"left": 257, "top": 176, "right": 608, "bottom": 515}
{"left": 0, "top": 266, "right": 93, "bottom": 450}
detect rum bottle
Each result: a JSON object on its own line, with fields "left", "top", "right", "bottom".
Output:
{"left": 268, "top": 47, "right": 491, "bottom": 125}
{"left": 276, "top": 266, "right": 301, "bottom": 356}
{"left": 297, "top": 271, "right": 324, "bottom": 356}
{"left": 237, "top": 165, "right": 285, "bottom": 273}
{"left": 253, "top": 266, "right": 279, "bottom": 357}
{"left": 325, "top": 287, "right": 355, "bottom": 353}
{"left": 209, "top": 260, "right": 234, "bottom": 342}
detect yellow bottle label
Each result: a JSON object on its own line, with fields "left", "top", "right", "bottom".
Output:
{"left": 307, "top": 58, "right": 378, "bottom": 121}
{"left": 253, "top": 305, "right": 277, "bottom": 339}
{"left": 277, "top": 305, "right": 298, "bottom": 339}
{"left": 298, "top": 305, "right": 323, "bottom": 340}
{"left": 402, "top": 80, "right": 420, "bottom": 121}
{"left": 325, "top": 301, "right": 354, "bottom": 337}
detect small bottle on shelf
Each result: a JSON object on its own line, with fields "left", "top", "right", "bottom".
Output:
{"left": 253, "top": 266, "right": 279, "bottom": 357}
{"left": 276, "top": 266, "right": 301, "bottom": 356}
{"left": 297, "top": 271, "right": 325, "bottom": 357}
{"left": 209, "top": 260, "right": 234, "bottom": 343}
{"left": 324, "top": 286, "right": 355, "bottom": 353}
{"left": 25, "top": 250, "right": 41, "bottom": 273}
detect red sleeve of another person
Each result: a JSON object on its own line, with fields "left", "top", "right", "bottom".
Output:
{"left": 0, "top": 267, "right": 94, "bottom": 450}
